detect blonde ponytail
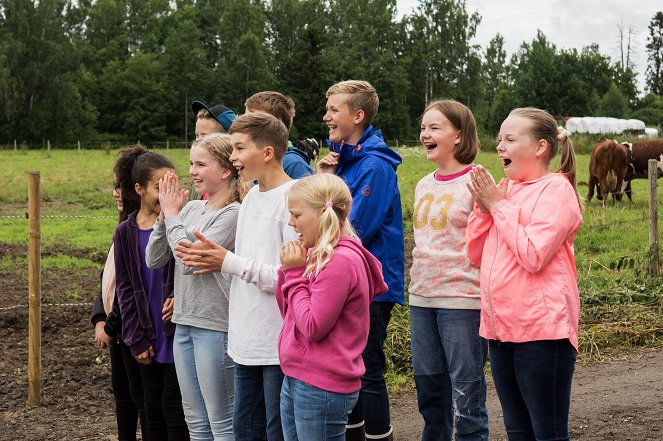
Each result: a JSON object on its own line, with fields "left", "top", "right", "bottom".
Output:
{"left": 288, "top": 174, "right": 356, "bottom": 277}
{"left": 509, "top": 108, "right": 584, "bottom": 211}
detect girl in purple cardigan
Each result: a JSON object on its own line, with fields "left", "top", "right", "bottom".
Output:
{"left": 114, "top": 150, "right": 189, "bottom": 441}
{"left": 276, "top": 173, "right": 388, "bottom": 441}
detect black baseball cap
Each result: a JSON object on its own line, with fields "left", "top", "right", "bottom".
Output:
{"left": 192, "top": 100, "right": 237, "bottom": 131}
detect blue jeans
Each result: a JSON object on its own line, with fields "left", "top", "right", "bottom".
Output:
{"left": 410, "top": 307, "right": 489, "bottom": 441}
{"left": 173, "top": 325, "right": 235, "bottom": 440}
{"left": 348, "top": 302, "right": 393, "bottom": 436}
{"left": 233, "top": 363, "right": 284, "bottom": 441}
{"left": 280, "top": 376, "right": 358, "bottom": 441}
{"left": 489, "top": 339, "right": 577, "bottom": 441}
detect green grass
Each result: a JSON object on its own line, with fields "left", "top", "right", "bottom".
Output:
{"left": 1, "top": 147, "right": 662, "bottom": 386}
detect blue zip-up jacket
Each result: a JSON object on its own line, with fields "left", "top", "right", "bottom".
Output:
{"left": 283, "top": 144, "right": 314, "bottom": 179}
{"left": 328, "top": 125, "right": 404, "bottom": 304}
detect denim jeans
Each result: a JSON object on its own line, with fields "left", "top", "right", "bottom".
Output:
{"left": 348, "top": 301, "right": 393, "bottom": 436}
{"left": 280, "top": 376, "right": 358, "bottom": 441}
{"left": 232, "top": 363, "right": 284, "bottom": 441}
{"left": 410, "top": 307, "right": 489, "bottom": 441}
{"left": 489, "top": 339, "right": 577, "bottom": 441}
{"left": 174, "top": 324, "right": 235, "bottom": 440}
{"left": 140, "top": 360, "right": 190, "bottom": 441}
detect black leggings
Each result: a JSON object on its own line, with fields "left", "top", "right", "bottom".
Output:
{"left": 139, "top": 360, "right": 189, "bottom": 441}
{"left": 116, "top": 339, "right": 147, "bottom": 440}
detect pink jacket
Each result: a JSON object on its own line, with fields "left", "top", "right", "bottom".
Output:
{"left": 276, "top": 236, "right": 388, "bottom": 393}
{"left": 466, "top": 173, "right": 583, "bottom": 349}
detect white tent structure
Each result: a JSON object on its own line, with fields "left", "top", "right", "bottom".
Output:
{"left": 565, "top": 117, "right": 645, "bottom": 135}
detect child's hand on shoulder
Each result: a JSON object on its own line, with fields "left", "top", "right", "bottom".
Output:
{"left": 316, "top": 151, "right": 339, "bottom": 174}
{"left": 280, "top": 240, "right": 307, "bottom": 269}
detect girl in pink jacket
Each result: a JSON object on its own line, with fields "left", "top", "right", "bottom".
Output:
{"left": 276, "top": 173, "right": 388, "bottom": 441}
{"left": 466, "top": 107, "right": 583, "bottom": 441}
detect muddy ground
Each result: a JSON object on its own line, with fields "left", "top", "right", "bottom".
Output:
{"left": 1, "top": 243, "right": 662, "bottom": 440}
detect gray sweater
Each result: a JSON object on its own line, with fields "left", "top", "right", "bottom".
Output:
{"left": 146, "top": 200, "right": 239, "bottom": 332}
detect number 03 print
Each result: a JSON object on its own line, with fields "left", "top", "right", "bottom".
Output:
{"left": 413, "top": 193, "right": 454, "bottom": 231}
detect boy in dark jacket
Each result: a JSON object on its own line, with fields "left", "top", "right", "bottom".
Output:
{"left": 317, "top": 80, "right": 404, "bottom": 441}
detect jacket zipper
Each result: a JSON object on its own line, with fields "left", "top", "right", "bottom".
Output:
{"left": 487, "top": 229, "right": 498, "bottom": 339}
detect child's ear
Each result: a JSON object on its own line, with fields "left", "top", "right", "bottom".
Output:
{"left": 134, "top": 182, "right": 144, "bottom": 196}
{"left": 220, "top": 167, "right": 232, "bottom": 179}
{"left": 454, "top": 130, "right": 462, "bottom": 146}
{"left": 263, "top": 146, "right": 275, "bottom": 162}
{"left": 535, "top": 139, "right": 549, "bottom": 157}
{"left": 353, "top": 109, "right": 365, "bottom": 126}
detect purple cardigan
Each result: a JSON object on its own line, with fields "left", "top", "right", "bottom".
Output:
{"left": 114, "top": 211, "right": 175, "bottom": 357}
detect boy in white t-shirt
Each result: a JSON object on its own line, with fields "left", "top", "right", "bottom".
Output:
{"left": 177, "top": 112, "right": 297, "bottom": 441}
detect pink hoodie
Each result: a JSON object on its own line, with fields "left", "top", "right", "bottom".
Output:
{"left": 466, "top": 173, "right": 583, "bottom": 349}
{"left": 276, "top": 236, "right": 388, "bottom": 393}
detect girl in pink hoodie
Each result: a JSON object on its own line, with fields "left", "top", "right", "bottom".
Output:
{"left": 466, "top": 107, "right": 583, "bottom": 441}
{"left": 276, "top": 173, "right": 388, "bottom": 441}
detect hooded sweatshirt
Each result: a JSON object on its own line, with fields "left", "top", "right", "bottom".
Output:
{"left": 276, "top": 236, "right": 388, "bottom": 393}
{"left": 466, "top": 173, "right": 583, "bottom": 349}
{"left": 328, "top": 125, "right": 404, "bottom": 304}
{"left": 282, "top": 144, "right": 314, "bottom": 179}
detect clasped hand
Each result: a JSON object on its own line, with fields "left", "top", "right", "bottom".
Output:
{"left": 175, "top": 231, "right": 228, "bottom": 274}
{"left": 280, "top": 240, "right": 307, "bottom": 269}
{"left": 466, "top": 165, "right": 507, "bottom": 213}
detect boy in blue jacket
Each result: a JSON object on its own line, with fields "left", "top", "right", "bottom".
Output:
{"left": 317, "top": 80, "right": 404, "bottom": 441}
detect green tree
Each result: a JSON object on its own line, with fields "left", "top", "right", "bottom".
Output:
{"left": 596, "top": 83, "right": 629, "bottom": 118}
{"left": 646, "top": 11, "right": 663, "bottom": 95}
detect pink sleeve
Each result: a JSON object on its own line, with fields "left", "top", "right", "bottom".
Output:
{"left": 490, "top": 181, "right": 582, "bottom": 273}
{"left": 466, "top": 206, "right": 493, "bottom": 267}
{"left": 279, "top": 256, "right": 355, "bottom": 342}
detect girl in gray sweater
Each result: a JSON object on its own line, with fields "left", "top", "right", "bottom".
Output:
{"left": 146, "top": 133, "right": 248, "bottom": 440}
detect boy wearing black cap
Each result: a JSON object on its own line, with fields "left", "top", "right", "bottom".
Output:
{"left": 189, "top": 101, "right": 238, "bottom": 200}
{"left": 192, "top": 100, "right": 237, "bottom": 139}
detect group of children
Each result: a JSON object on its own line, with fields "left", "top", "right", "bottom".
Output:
{"left": 91, "top": 80, "right": 583, "bottom": 441}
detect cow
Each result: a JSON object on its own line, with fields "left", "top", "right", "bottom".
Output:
{"left": 294, "top": 138, "right": 321, "bottom": 164}
{"left": 587, "top": 140, "right": 631, "bottom": 207}
{"left": 619, "top": 140, "right": 663, "bottom": 199}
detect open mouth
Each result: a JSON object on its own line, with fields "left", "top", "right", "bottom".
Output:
{"left": 425, "top": 143, "right": 438, "bottom": 152}
{"left": 502, "top": 158, "right": 512, "bottom": 167}
{"left": 234, "top": 165, "right": 244, "bottom": 174}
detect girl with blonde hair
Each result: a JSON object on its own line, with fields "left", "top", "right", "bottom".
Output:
{"left": 276, "top": 173, "right": 388, "bottom": 441}
{"left": 466, "top": 107, "right": 583, "bottom": 440}
{"left": 146, "top": 133, "right": 248, "bottom": 440}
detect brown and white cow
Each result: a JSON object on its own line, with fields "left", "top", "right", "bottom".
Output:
{"left": 587, "top": 140, "right": 631, "bottom": 207}
{"left": 619, "top": 140, "right": 663, "bottom": 199}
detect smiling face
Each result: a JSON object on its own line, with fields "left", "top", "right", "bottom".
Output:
{"left": 136, "top": 167, "right": 172, "bottom": 216}
{"left": 420, "top": 108, "right": 461, "bottom": 167}
{"left": 497, "top": 115, "right": 547, "bottom": 181}
{"left": 189, "top": 146, "right": 229, "bottom": 197}
{"left": 112, "top": 186, "right": 123, "bottom": 213}
{"left": 323, "top": 93, "right": 364, "bottom": 145}
{"left": 229, "top": 132, "right": 267, "bottom": 182}
{"left": 287, "top": 193, "right": 322, "bottom": 249}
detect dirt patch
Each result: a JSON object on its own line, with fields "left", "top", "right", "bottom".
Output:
{"left": 1, "top": 244, "right": 662, "bottom": 440}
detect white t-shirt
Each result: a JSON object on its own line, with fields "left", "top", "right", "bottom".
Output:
{"left": 222, "top": 180, "right": 298, "bottom": 365}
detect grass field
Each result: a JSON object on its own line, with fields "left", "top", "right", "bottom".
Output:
{"left": 1, "top": 146, "right": 662, "bottom": 389}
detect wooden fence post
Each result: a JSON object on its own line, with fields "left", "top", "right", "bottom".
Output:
{"left": 77, "top": 140, "right": 81, "bottom": 152}
{"left": 14, "top": 139, "right": 17, "bottom": 151}
{"left": 28, "top": 171, "right": 41, "bottom": 405}
{"left": 648, "top": 159, "right": 659, "bottom": 275}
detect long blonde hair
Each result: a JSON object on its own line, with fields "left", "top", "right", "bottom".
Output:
{"left": 289, "top": 174, "right": 356, "bottom": 276}
{"left": 509, "top": 107, "right": 583, "bottom": 211}
{"left": 190, "top": 133, "right": 249, "bottom": 208}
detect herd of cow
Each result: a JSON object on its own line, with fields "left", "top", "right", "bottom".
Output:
{"left": 587, "top": 139, "right": 663, "bottom": 207}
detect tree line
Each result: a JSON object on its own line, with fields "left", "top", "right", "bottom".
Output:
{"left": 1, "top": 0, "right": 662, "bottom": 147}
